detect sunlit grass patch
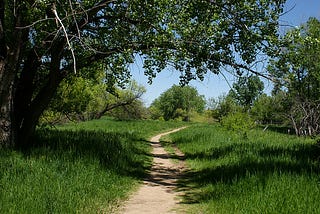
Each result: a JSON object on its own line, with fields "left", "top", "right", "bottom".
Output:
{"left": 170, "top": 124, "right": 320, "bottom": 214}
{"left": 0, "top": 130, "right": 147, "bottom": 213}
{"left": 0, "top": 118, "right": 186, "bottom": 213}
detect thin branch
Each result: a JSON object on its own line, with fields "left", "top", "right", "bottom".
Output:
{"left": 280, "top": 3, "right": 296, "bottom": 17}
{"left": 52, "top": 6, "right": 77, "bottom": 74}
{"left": 78, "top": 0, "right": 117, "bottom": 29}
{"left": 15, "top": 18, "right": 56, "bottom": 29}
{"left": 68, "top": 0, "right": 81, "bottom": 39}
{"left": 219, "top": 59, "right": 276, "bottom": 82}
{"left": 219, "top": 67, "right": 235, "bottom": 93}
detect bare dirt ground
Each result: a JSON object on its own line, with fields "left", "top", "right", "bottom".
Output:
{"left": 120, "top": 127, "right": 187, "bottom": 214}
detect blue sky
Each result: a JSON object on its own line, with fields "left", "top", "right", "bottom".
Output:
{"left": 131, "top": 0, "right": 320, "bottom": 106}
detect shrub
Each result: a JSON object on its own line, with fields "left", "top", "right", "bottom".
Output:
{"left": 221, "top": 112, "right": 255, "bottom": 138}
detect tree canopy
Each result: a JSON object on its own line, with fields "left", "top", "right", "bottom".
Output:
{"left": 269, "top": 17, "right": 320, "bottom": 100}
{"left": 268, "top": 17, "right": 320, "bottom": 135}
{"left": 150, "top": 85, "right": 205, "bottom": 121}
{"left": 207, "top": 94, "right": 240, "bottom": 122}
{"left": 44, "top": 75, "right": 146, "bottom": 123}
{"left": 229, "top": 75, "right": 264, "bottom": 108}
{"left": 0, "top": 0, "right": 285, "bottom": 147}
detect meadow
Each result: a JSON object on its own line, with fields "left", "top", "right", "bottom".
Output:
{"left": 2, "top": 118, "right": 320, "bottom": 213}
{"left": 169, "top": 124, "right": 320, "bottom": 214}
{"left": 0, "top": 118, "right": 185, "bottom": 213}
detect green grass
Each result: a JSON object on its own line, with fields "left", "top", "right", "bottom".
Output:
{"left": 169, "top": 124, "right": 320, "bottom": 214}
{"left": 0, "top": 117, "right": 186, "bottom": 213}
{"left": 58, "top": 117, "right": 186, "bottom": 139}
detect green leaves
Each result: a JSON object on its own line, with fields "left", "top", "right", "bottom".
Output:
{"left": 266, "top": 18, "right": 320, "bottom": 135}
{"left": 229, "top": 75, "right": 264, "bottom": 108}
{"left": 135, "top": 0, "right": 285, "bottom": 83}
{"left": 51, "top": 76, "right": 106, "bottom": 115}
{"left": 150, "top": 85, "right": 205, "bottom": 121}
{"left": 269, "top": 17, "right": 320, "bottom": 100}
{"left": 9, "top": 0, "right": 285, "bottom": 94}
{"left": 1, "top": 0, "right": 286, "bottom": 146}
{"left": 221, "top": 111, "right": 255, "bottom": 138}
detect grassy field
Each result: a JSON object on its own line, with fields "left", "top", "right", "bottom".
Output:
{"left": 3, "top": 118, "right": 320, "bottom": 213}
{"left": 0, "top": 117, "right": 185, "bottom": 213}
{"left": 169, "top": 124, "right": 320, "bottom": 214}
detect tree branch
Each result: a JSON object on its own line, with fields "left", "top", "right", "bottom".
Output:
{"left": 53, "top": 6, "right": 77, "bottom": 74}
{"left": 95, "top": 89, "right": 144, "bottom": 119}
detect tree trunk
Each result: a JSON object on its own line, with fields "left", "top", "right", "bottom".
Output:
{"left": 0, "top": 1, "right": 14, "bottom": 147}
{"left": 289, "top": 114, "right": 299, "bottom": 136}
{"left": 0, "top": 45, "right": 65, "bottom": 148}
{"left": 17, "top": 74, "right": 63, "bottom": 148}
{"left": 0, "top": 0, "right": 29, "bottom": 148}
{"left": 0, "top": 0, "right": 70, "bottom": 148}
{"left": 0, "top": 60, "right": 16, "bottom": 148}
{"left": 16, "top": 48, "right": 64, "bottom": 148}
{"left": 0, "top": 46, "right": 21, "bottom": 148}
{"left": 0, "top": 33, "right": 21, "bottom": 148}
{"left": 14, "top": 49, "right": 39, "bottom": 128}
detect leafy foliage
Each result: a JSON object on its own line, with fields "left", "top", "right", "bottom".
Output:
{"left": 269, "top": 18, "right": 320, "bottom": 100}
{"left": 150, "top": 85, "right": 205, "bottom": 121}
{"left": 51, "top": 76, "right": 106, "bottom": 116}
{"left": 251, "top": 92, "right": 287, "bottom": 124}
{"left": 268, "top": 18, "right": 320, "bottom": 135}
{"left": 0, "top": 0, "right": 286, "bottom": 146}
{"left": 207, "top": 94, "right": 241, "bottom": 122}
{"left": 100, "top": 80, "right": 147, "bottom": 120}
{"left": 221, "top": 111, "right": 255, "bottom": 138}
{"left": 229, "top": 75, "right": 264, "bottom": 108}
{"left": 41, "top": 79, "right": 147, "bottom": 124}
{"left": 141, "top": 0, "right": 285, "bottom": 83}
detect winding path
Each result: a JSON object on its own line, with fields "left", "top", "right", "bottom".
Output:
{"left": 120, "top": 127, "right": 187, "bottom": 214}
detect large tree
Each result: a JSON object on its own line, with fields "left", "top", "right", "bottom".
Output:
{"left": 151, "top": 85, "right": 205, "bottom": 121}
{"left": 0, "top": 0, "right": 285, "bottom": 148}
{"left": 268, "top": 17, "right": 320, "bottom": 135}
{"left": 229, "top": 75, "right": 264, "bottom": 108}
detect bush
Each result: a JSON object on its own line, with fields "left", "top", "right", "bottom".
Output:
{"left": 39, "top": 110, "right": 65, "bottom": 126}
{"left": 221, "top": 112, "right": 255, "bottom": 138}
{"left": 208, "top": 95, "right": 242, "bottom": 122}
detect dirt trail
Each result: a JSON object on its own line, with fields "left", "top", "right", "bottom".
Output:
{"left": 120, "top": 127, "right": 187, "bottom": 214}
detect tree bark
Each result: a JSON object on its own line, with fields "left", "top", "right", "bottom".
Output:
{"left": 14, "top": 49, "right": 40, "bottom": 128}
{"left": 0, "top": 60, "right": 15, "bottom": 148}
{"left": 0, "top": 49, "right": 22, "bottom": 148}
{"left": 17, "top": 72, "right": 63, "bottom": 148}
{"left": 0, "top": 4, "right": 23, "bottom": 147}
{"left": 0, "top": 1, "right": 14, "bottom": 147}
{"left": 16, "top": 43, "right": 65, "bottom": 148}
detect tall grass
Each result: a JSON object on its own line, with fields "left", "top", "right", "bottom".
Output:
{"left": 170, "top": 124, "right": 320, "bottom": 214}
{"left": 58, "top": 117, "right": 186, "bottom": 139}
{"left": 0, "top": 117, "right": 186, "bottom": 213}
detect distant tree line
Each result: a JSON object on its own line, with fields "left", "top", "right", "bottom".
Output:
{"left": 149, "top": 85, "right": 206, "bottom": 121}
